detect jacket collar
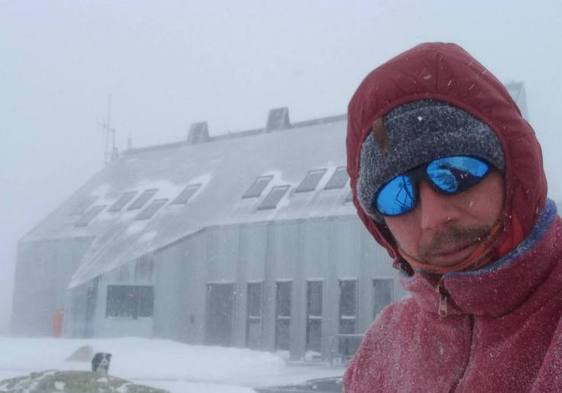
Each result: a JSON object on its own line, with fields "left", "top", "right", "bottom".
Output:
{"left": 402, "top": 200, "right": 561, "bottom": 317}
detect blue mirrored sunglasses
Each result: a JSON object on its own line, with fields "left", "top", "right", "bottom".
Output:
{"left": 374, "top": 155, "right": 491, "bottom": 217}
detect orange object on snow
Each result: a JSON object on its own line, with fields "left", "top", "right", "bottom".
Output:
{"left": 52, "top": 309, "right": 63, "bottom": 337}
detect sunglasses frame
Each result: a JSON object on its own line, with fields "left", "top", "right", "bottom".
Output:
{"left": 374, "top": 155, "right": 492, "bottom": 217}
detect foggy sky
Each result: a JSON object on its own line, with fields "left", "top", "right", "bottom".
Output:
{"left": 1, "top": 0, "right": 562, "bottom": 333}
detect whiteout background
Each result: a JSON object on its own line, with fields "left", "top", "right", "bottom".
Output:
{"left": 1, "top": 1, "right": 562, "bottom": 335}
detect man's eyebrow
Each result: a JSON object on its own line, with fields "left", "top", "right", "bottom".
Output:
{"left": 371, "top": 118, "right": 389, "bottom": 152}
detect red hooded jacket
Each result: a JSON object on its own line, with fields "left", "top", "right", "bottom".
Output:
{"left": 344, "top": 43, "right": 562, "bottom": 392}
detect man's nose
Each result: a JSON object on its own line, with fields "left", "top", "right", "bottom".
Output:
{"left": 417, "top": 181, "right": 459, "bottom": 230}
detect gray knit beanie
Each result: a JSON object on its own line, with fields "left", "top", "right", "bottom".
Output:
{"left": 357, "top": 100, "right": 505, "bottom": 221}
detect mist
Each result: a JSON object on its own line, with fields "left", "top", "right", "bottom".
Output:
{"left": 1, "top": 0, "right": 562, "bottom": 334}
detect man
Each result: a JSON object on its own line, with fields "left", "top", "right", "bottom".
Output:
{"left": 344, "top": 42, "right": 562, "bottom": 392}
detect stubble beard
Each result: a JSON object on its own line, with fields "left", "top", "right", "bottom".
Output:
{"left": 417, "top": 224, "right": 493, "bottom": 264}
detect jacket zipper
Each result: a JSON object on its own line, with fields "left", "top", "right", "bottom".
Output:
{"left": 435, "top": 276, "right": 449, "bottom": 318}
{"left": 449, "top": 314, "right": 475, "bottom": 392}
{"left": 436, "top": 276, "right": 476, "bottom": 392}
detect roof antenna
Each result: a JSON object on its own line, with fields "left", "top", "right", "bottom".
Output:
{"left": 99, "top": 95, "right": 118, "bottom": 165}
{"left": 127, "top": 133, "right": 133, "bottom": 150}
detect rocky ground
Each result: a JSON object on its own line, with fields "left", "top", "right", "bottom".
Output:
{"left": 0, "top": 370, "right": 169, "bottom": 393}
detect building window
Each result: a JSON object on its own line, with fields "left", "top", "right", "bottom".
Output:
{"left": 205, "top": 283, "right": 235, "bottom": 346}
{"left": 306, "top": 281, "right": 323, "bottom": 353}
{"left": 257, "top": 185, "right": 290, "bottom": 210}
{"left": 135, "top": 198, "right": 168, "bottom": 220}
{"left": 295, "top": 169, "right": 327, "bottom": 193}
{"left": 338, "top": 279, "right": 358, "bottom": 358}
{"left": 275, "top": 281, "right": 292, "bottom": 350}
{"left": 324, "top": 166, "right": 349, "bottom": 190}
{"left": 75, "top": 205, "right": 106, "bottom": 227}
{"left": 246, "top": 282, "right": 263, "bottom": 349}
{"left": 128, "top": 189, "right": 158, "bottom": 210}
{"left": 373, "top": 278, "right": 394, "bottom": 318}
{"left": 171, "top": 184, "right": 201, "bottom": 205}
{"left": 339, "top": 279, "right": 357, "bottom": 334}
{"left": 243, "top": 175, "right": 273, "bottom": 198}
{"left": 108, "top": 191, "right": 137, "bottom": 212}
{"left": 106, "top": 285, "right": 154, "bottom": 319}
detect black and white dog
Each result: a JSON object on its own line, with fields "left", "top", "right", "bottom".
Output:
{"left": 91, "top": 352, "right": 112, "bottom": 376}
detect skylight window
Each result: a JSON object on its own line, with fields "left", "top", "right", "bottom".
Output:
{"left": 108, "top": 191, "right": 137, "bottom": 212}
{"left": 135, "top": 198, "right": 169, "bottom": 220}
{"left": 243, "top": 175, "right": 274, "bottom": 198}
{"left": 257, "top": 185, "right": 290, "bottom": 210}
{"left": 171, "top": 184, "right": 201, "bottom": 205}
{"left": 70, "top": 196, "right": 98, "bottom": 216}
{"left": 324, "top": 166, "right": 349, "bottom": 190}
{"left": 75, "top": 205, "right": 106, "bottom": 227}
{"left": 128, "top": 189, "right": 158, "bottom": 210}
{"left": 295, "top": 169, "right": 327, "bottom": 193}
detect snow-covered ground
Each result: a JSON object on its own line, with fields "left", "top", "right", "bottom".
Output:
{"left": 0, "top": 337, "right": 344, "bottom": 392}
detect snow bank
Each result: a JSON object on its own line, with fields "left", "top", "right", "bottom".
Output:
{"left": 0, "top": 337, "right": 284, "bottom": 384}
{"left": 0, "top": 337, "right": 343, "bottom": 393}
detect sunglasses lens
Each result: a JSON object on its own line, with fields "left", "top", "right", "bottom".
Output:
{"left": 427, "top": 156, "right": 490, "bottom": 194}
{"left": 375, "top": 175, "right": 416, "bottom": 216}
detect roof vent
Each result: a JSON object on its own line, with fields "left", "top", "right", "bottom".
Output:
{"left": 265, "top": 107, "right": 290, "bottom": 132}
{"left": 187, "top": 122, "right": 210, "bottom": 144}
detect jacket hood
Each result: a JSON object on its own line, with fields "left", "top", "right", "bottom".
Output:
{"left": 346, "top": 42, "right": 547, "bottom": 268}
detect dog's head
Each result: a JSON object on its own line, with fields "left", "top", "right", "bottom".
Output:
{"left": 91, "top": 352, "right": 112, "bottom": 373}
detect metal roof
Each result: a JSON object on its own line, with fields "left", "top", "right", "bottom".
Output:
{"left": 23, "top": 114, "right": 353, "bottom": 288}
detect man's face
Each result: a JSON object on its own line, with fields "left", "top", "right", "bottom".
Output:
{"left": 384, "top": 171, "right": 505, "bottom": 268}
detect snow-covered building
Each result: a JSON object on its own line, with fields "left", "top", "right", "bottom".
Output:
{"left": 11, "top": 82, "right": 528, "bottom": 360}
{"left": 12, "top": 108, "right": 398, "bottom": 360}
